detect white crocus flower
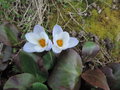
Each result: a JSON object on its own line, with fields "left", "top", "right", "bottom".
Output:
{"left": 52, "top": 24, "right": 79, "bottom": 53}
{"left": 23, "top": 25, "right": 52, "bottom": 53}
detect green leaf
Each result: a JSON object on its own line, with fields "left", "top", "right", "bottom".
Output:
{"left": 48, "top": 49, "right": 83, "bottom": 90}
{"left": 82, "top": 41, "right": 100, "bottom": 61}
{"left": 0, "top": 45, "right": 12, "bottom": 71}
{"left": 101, "top": 63, "right": 120, "bottom": 90}
{"left": 19, "top": 51, "right": 47, "bottom": 83}
{"left": 2, "top": 45, "right": 12, "bottom": 62}
{"left": 28, "top": 82, "right": 48, "bottom": 90}
{"left": 0, "top": 61, "right": 8, "bottom": 71}
{"left": 43, "top": 51, "right": 55, "bottom": 70}
{"left": 3, "top": 73, "right": 35, "bottom": 90}
{"left": 0, "top": 25, "right": 10, "bottom": 45}
{"left": 81, "top": 68, "right": 110, "bottom": 90}
{"left": 0, "top": 22, "right": 19, "bottom": 46}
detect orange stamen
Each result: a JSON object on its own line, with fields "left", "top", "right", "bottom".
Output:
{"left": 39, "top": 39, "right": 46, "bottom": 47}
{"left": 57, "top": 40, "right": 63, "bottom": 47}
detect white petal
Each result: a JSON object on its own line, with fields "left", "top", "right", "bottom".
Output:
{"left": 53, "top": 24, "right": 63, "bottom": 37}
{"left": 68, "top": 37, "right": 79, "bottom": 48}
{"left": 33, "top": 24, "right": 44, "bottom": 34}
{"left": 45, "top": 39, "right": 52, "bottom": 51}
{"left": 57, "top": 32, "right": 70, "bottom": 49}
{"left": 60, "top": 32, "right": 70, "bottom": 42}
{"left": 25, "top": 32, "right": 39, "bottom": 44}
{"left": 39, "top": 32, "right": 49, "bottom": 41}
{"left": 52, "top": 45, "right": 62, "bottom": 53}
{"left": 23, "top": 42, "right": 36, "bottom": 52}
{"left": 53, "top": 31, "right": 70, "bottom": 45}
{"left": 34, "top": 46, "right": 45, "bottom": 52}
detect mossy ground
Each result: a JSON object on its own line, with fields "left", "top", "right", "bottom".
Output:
{"left": 0, "top": 0, "right": 120, "bottom": 63}
{"left": 46, "top": 0, "right": 120, "bottom": 63}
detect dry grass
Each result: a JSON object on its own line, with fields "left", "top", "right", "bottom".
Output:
{"left": 0, "top": 0, "right": 47, "bottom": 37}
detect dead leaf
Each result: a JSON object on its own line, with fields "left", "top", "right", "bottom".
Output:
{"left": 81, "top": 68, "right": 110, "bottom": 90}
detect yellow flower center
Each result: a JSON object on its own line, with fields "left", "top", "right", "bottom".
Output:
{"left": 39, "top": 39, "right": 46, "bottom": 47}
{"left": 57, "top": 39, "right": 63, "bottom": 47}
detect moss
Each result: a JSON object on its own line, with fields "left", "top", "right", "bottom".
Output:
{"left": 47, "top": 0, "right": 120, "bottom": 60}
{"left": 85, "top": 7, "right": 120, "bottom": 40}
{"left": 84, "top": 5, "right": 120, "bottom": 59}
{"left": 47, "top": 0, "right": 120, "bottom": 40}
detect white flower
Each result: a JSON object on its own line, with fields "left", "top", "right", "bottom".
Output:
{"left": 52, "top": 24, "right": 79, "bottom": 53}
{"left": 23, "top": 25, "right": 52, "bottom": 53}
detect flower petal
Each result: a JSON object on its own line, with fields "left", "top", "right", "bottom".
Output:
{"left": 58, "top": 32, "right": 70, "bottom": 49}
{"left": 52, "top": 45, "right": 62, "bottom": 53}
{"left": 39, "top": 32, "right": 49, "bottom": 41}
{"left": 68, "top": 37, "right": 79, "bottom": 48}
{"left": 25, "top": 32, "right": 39, "bottom": 44}
{"left": 46, "top": 39, "right": 52, "bottom": 51}
{"left": 53, "top": 31, "right": 70, "bottom": 45}
{"left": 23, "top": 42, "right": 36, "bottom": 52}
{"left": 60, "top": 32, "right": 70, "bottom": 42}
{"left": 53, "top": 24, "right": 63, "bottom": 37}
{"left": 34, "top": 46, "right": 45, "bottom": 52}
{"left": 33, "top": 24, "right": 44, "bottom": 34}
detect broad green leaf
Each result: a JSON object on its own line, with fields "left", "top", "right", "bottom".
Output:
{"left": 0, "top": 61, "right": 8, "bottom": 71}
{"left": 2, "top": 45, "right": 12, "bottom": 62}
{"left": 0, "top": 22, "right": 19, "bottom": 46}
{"left": 0, "top": 45, "right": 12, "bottom": 71}
{"left": 101, "top": 63, "right": 120, "bottom": 90}
{"left": 19, "top": 51, "right": 47, "bottom": 83}
{"left": 28, "top": 82, "right": 48, "bottom": 90}
{"left": 3, "top": 73, "right": 35, "bottom": 90}
{"left": 0, "top": 25, "right": 10, "bottom": 45}
{"left": 81, "top": 68, "right": 110, "bottom": 90}
{"left": 82, "top": 41, "right": 100, "bottom": 61}
{"left": 48, "top": 49, "right": 83, "bottom": 90}
{"left": 43, "top": 51, "right": 55, "bottom": 70}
